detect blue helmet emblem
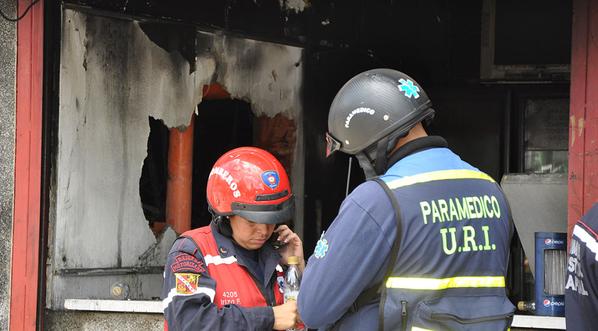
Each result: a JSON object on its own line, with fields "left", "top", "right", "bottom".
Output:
{"left": 261, "top": 171, "right": 280, "bottom": 189}
{"left": 398, "top": 78, "right": 420, "bottom": 99}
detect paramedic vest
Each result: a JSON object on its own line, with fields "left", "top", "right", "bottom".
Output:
{"left": 183, "top": 226, "right": 285, "bottom": 309}
{"left": 379, "top": 169, "right": 514, "bottom": 331}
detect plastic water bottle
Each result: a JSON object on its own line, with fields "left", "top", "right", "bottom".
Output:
{"left": 517, "top": 300, "right": 536, "bottom": 313}
{"left": 284, "top": 256, "right": 305, "bottom": 331}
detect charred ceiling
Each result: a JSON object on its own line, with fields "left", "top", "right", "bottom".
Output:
{"left": 63, "top": 0, "right": 310, "bottom": 44}
{"left": 63, "top": 0, "right": 490, "bottom": 85}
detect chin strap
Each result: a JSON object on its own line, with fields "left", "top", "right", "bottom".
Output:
{"left": 355, "top": 152, "right": 377, "bottom": 179}
{"left": 374, "top": 136, "right": 389, "bottom": 176}
{"left": 355, "top": 136, "right": 390, "bottom": 180}
{"left": 215, "top": 216, "right": 233, "bottom": 238}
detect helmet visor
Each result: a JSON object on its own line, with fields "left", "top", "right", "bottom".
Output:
{"left": 231, "top": 197, "right": 295, "bottom": 225}
{"left": 325, "top": 132, "right": 342, "bottom": 157}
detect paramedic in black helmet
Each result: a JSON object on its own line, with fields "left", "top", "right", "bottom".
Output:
{"left": 298, "top": 69, "right": 515, "bottom": 330}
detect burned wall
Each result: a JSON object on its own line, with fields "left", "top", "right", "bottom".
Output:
{"left": 51, "top": 8, "right": 303, "bottom": 307}
{"left": 0, "top": 0, "right": 17, "bottom": 328}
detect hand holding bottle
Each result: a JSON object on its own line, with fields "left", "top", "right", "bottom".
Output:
{"left": 272, "top": 300, "right": 299, "bottom": 330}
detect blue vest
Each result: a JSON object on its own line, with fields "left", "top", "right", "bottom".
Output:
{"left": 379, "top": 169, "right": 515, "bottom": 331}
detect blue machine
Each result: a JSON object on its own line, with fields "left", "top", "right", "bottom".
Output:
{"left": 534, "top": 232, "right": 567, "bottom": 317}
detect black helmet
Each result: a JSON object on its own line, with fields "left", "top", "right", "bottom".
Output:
{"left": 326, "top": 69, "right": 435, "bottom": 177}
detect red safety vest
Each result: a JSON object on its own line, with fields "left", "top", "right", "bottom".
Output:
{"left": 184, "top": 225, "right": 285, "bottom": 308}
{"left": 164, "top": 226, "right": 285, "bottom": 330}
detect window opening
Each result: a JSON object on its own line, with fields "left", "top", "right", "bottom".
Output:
{"left": 140, "top": 116, "right": 170, "bottom": 238}
{"left": 192, "top": 99, "right": 254, "bottom": 229}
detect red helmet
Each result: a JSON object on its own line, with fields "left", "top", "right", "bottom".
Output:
{"left": 206, "top": 147, "right": 294, "bottom": 224}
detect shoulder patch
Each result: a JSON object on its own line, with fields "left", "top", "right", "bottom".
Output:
{"left": 175, "top": 273, "right": 200, "bottom": 294}
{"left": 314, "top": 232, "right": 329, "bottom": 259}
{"left": 171, "top": 253, "right": 206, "bottom": 274}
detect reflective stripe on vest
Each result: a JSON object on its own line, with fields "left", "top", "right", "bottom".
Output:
{"left": 411, "top": 326, "right": 510, "bottom": 331}
{"left": 204, "top": 254, "right": 237, "bottom": 266}
{"left": 386, "top": 169, "right": 495, "bottom": 189}
{"left": 386, "top": 276, "right": 505, "bottom": 290}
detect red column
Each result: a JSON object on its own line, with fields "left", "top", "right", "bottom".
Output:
{"left": 568, "top": 0, "right": 598, "bottom": 235}
{"left": 164, "top": 84, "right": 230, "bottom": 235}
{"left": 166, "top": 116, "right": 195, "bottom": 234}
{"left": 10, "top": 0, "right": 44, "bottom": 330}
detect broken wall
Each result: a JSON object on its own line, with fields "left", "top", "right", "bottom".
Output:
{"left": 51, "top": 8, "right": 303, "bottom": 308}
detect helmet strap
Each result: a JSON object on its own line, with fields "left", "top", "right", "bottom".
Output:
{"left": 356, "top": 134, "right": 402, "bottom": 178}
{"left": 355, "top": 152, "right": 377, "bottom": 179}
{"left": 215, "top": 215, "right": 233, "bottom": 238}
{"left": 374, "top": 136, "right": 389, "bottom": 176}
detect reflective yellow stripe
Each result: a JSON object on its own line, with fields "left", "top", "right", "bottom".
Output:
{"left": 386, "top": 276, "right": 505, "bottom": 290}
{"left": 412, "top": 327, "right": 434, "bottom": 331}
{"left": 386, "top": 169, "right": 495, "bottom": 189}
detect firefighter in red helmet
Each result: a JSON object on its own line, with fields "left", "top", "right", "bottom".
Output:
{"left": 162, "top": 147, "right": 304, "bottom": 331}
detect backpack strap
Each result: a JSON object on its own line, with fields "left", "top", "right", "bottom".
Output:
{"left": 342, "top": 177, "right": 403, "bottom": 331}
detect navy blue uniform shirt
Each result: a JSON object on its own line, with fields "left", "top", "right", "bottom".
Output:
{"left": 298, "top": 146, "right": 478, "bottom": 330}
{"left": 566, "top": 203, "right": 598, "bottom": 331}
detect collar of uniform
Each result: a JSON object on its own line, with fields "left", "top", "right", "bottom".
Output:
{"left": 210, "top": 222, "right": 282, "bottom": 287}
{"left": 260, "top": 243, "right": 282, "bottom": 287}
{"left": 210, "top": 222, "right": 237, "bottom": 258}
{"left": 387, "top": 136, "right": 448, "bottom": 169}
